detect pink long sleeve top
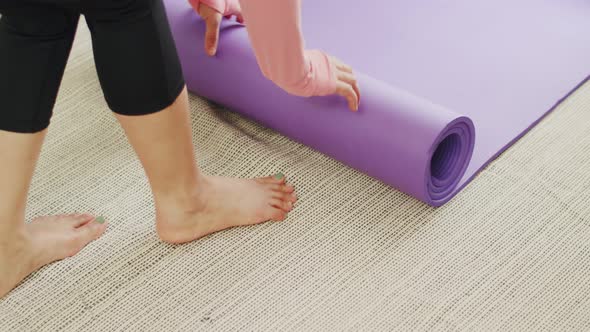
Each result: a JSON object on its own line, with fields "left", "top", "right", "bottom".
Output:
{"left": 188, "top": 0, "right": 337, "bottom": 97}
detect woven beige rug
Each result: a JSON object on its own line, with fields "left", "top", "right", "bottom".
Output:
{"left": 1, "top": 20, "right": 590, "bottom": 332}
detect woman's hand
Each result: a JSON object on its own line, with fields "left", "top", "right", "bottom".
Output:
{"left": 331, "top": 56, "right": 361, "bottom": 111}
{"left": 194, "top": 3, "right": 243, "bottom": 56}
{"left": 193, "top": 1, "right": 360, "bottom": 112}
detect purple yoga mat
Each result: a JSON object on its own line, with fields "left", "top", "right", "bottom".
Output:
{"left": 163, "top": 0, "right": 590, "bottom": 206}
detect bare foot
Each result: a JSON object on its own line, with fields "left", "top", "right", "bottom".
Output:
{"left": 156, "top": 174, "right": 298, "bottom": 244}
{"left": 0, "top": 214, "right": 107, "bottom": 298}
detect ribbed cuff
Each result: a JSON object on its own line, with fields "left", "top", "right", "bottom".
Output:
{"left": 305, "top": 49, "right": 337, "bottom": 96}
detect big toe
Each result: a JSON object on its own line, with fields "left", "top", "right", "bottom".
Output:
{"left": 256, "top": 174, "right": 287, "bottom": 185}
{"left": 73, "top": 218, "right": 107, "bottom": 248}
{"left": 63, "top": 214, "right": 96, "bottom": 228}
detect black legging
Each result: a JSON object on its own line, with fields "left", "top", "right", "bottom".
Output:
{"left": 0, "top": 0, "right": 185, "bottom": 133}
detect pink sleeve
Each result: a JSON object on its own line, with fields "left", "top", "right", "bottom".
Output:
{"left": 240, "top": 0, "right": 336, "bottom": 97}
{"left": 190, "top": 0, "right": 337, "bottom": 97}
{"left": 239, "top": 0, "right": 337, "bottom": 97}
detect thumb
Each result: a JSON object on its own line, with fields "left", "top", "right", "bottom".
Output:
{"left": 205, "top": 15, "right": 221, "bottom": 56}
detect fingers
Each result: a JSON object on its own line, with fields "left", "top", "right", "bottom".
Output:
{"left": 331, "top": 56, "right": 353, "bottom": 74}
{"left": 204, "top": 14, "right": 221, "bottom": 56}
{"left": 336, "top": 81, "right": 360, "bottom": 112}
{"left": 337, "top": 71, "right": 361, "bottom": 108}
{"left": 197, "top": 2, "right": 243, "bottom": 56}
{"left": 329, "top": 56, "right": 360, "bottom": 111}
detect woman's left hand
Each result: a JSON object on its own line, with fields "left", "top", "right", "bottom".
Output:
{"left": 192, "top": 2, "right": 243, "bottom": 56}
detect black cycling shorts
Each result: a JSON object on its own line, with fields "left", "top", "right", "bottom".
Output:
{"left": 0, "top": 0, "right": 185, "bottom": 133}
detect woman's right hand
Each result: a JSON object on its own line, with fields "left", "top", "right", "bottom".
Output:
{"left": 192, "top": 0, "right": 360, "bottom": 112}
{"left": 330, "top": 56, "right": 361, "bottom": 111}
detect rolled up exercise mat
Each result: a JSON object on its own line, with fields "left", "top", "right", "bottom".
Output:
{"left": 163, "top": 0, "right": 590, "bottom": 206}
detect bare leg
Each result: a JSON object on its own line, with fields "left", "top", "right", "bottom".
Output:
{"left": 0, "top": 130, "right": 107, "bottom": 298}
{"left": 116, "top": 88, "right": 297, "bottom": 244}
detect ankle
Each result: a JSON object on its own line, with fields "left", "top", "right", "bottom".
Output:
{"left": 0, "top": 226, "right": 28, "bottom": 250}
{"left": 154, "top": 176, "right": 210, "bottom": 216}
{"left": 0, "top": 230, "right": 31, "bottom": 272}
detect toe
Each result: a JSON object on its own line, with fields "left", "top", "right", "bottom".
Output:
{"left": 61, "top": 219, "right": 107, "bottom": 257}
{"left": 66, "top": 214, "right": 95, "bottom": 228}
{"left": 279, "top": 184, "right": 295, "bottom": 193}
{"left": 268, "top": 208, "right": 287, "bottom": 221}
{"left": 270, "top": 199, "right": 293, "bottom": 212}
{"left": 256, "top": 174, "right": 287, "bottom": 185}
{"left": 266, "top": 183, "right": 295, "bottom": 194}
{"left": 289, "top": 193, "right": 297, "bottom": 202}
{"left": 272, "top": 191, "right": 297, "bottom": 203}
{"left": 75, "top": 218, "right": 107, "bottom": 243}
{"left": 284, "top": 185, "right": 295, "bottom": 194}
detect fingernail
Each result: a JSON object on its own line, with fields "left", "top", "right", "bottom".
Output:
{"left": 95, "top": 216, "right": 106, "bottom": 224}
{"left": 274, "top": 172, "right": 285, "bottom": 180}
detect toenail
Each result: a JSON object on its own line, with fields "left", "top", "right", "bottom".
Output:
{"left": 274, "top": 172, "right": 285, "bottom": 180}
{"left": 95, "top": 216, "right": 106, "bottom": 224}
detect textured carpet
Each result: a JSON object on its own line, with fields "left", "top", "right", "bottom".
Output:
{"left": 1, "top": 20, "right": 590, "bottom": 332}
